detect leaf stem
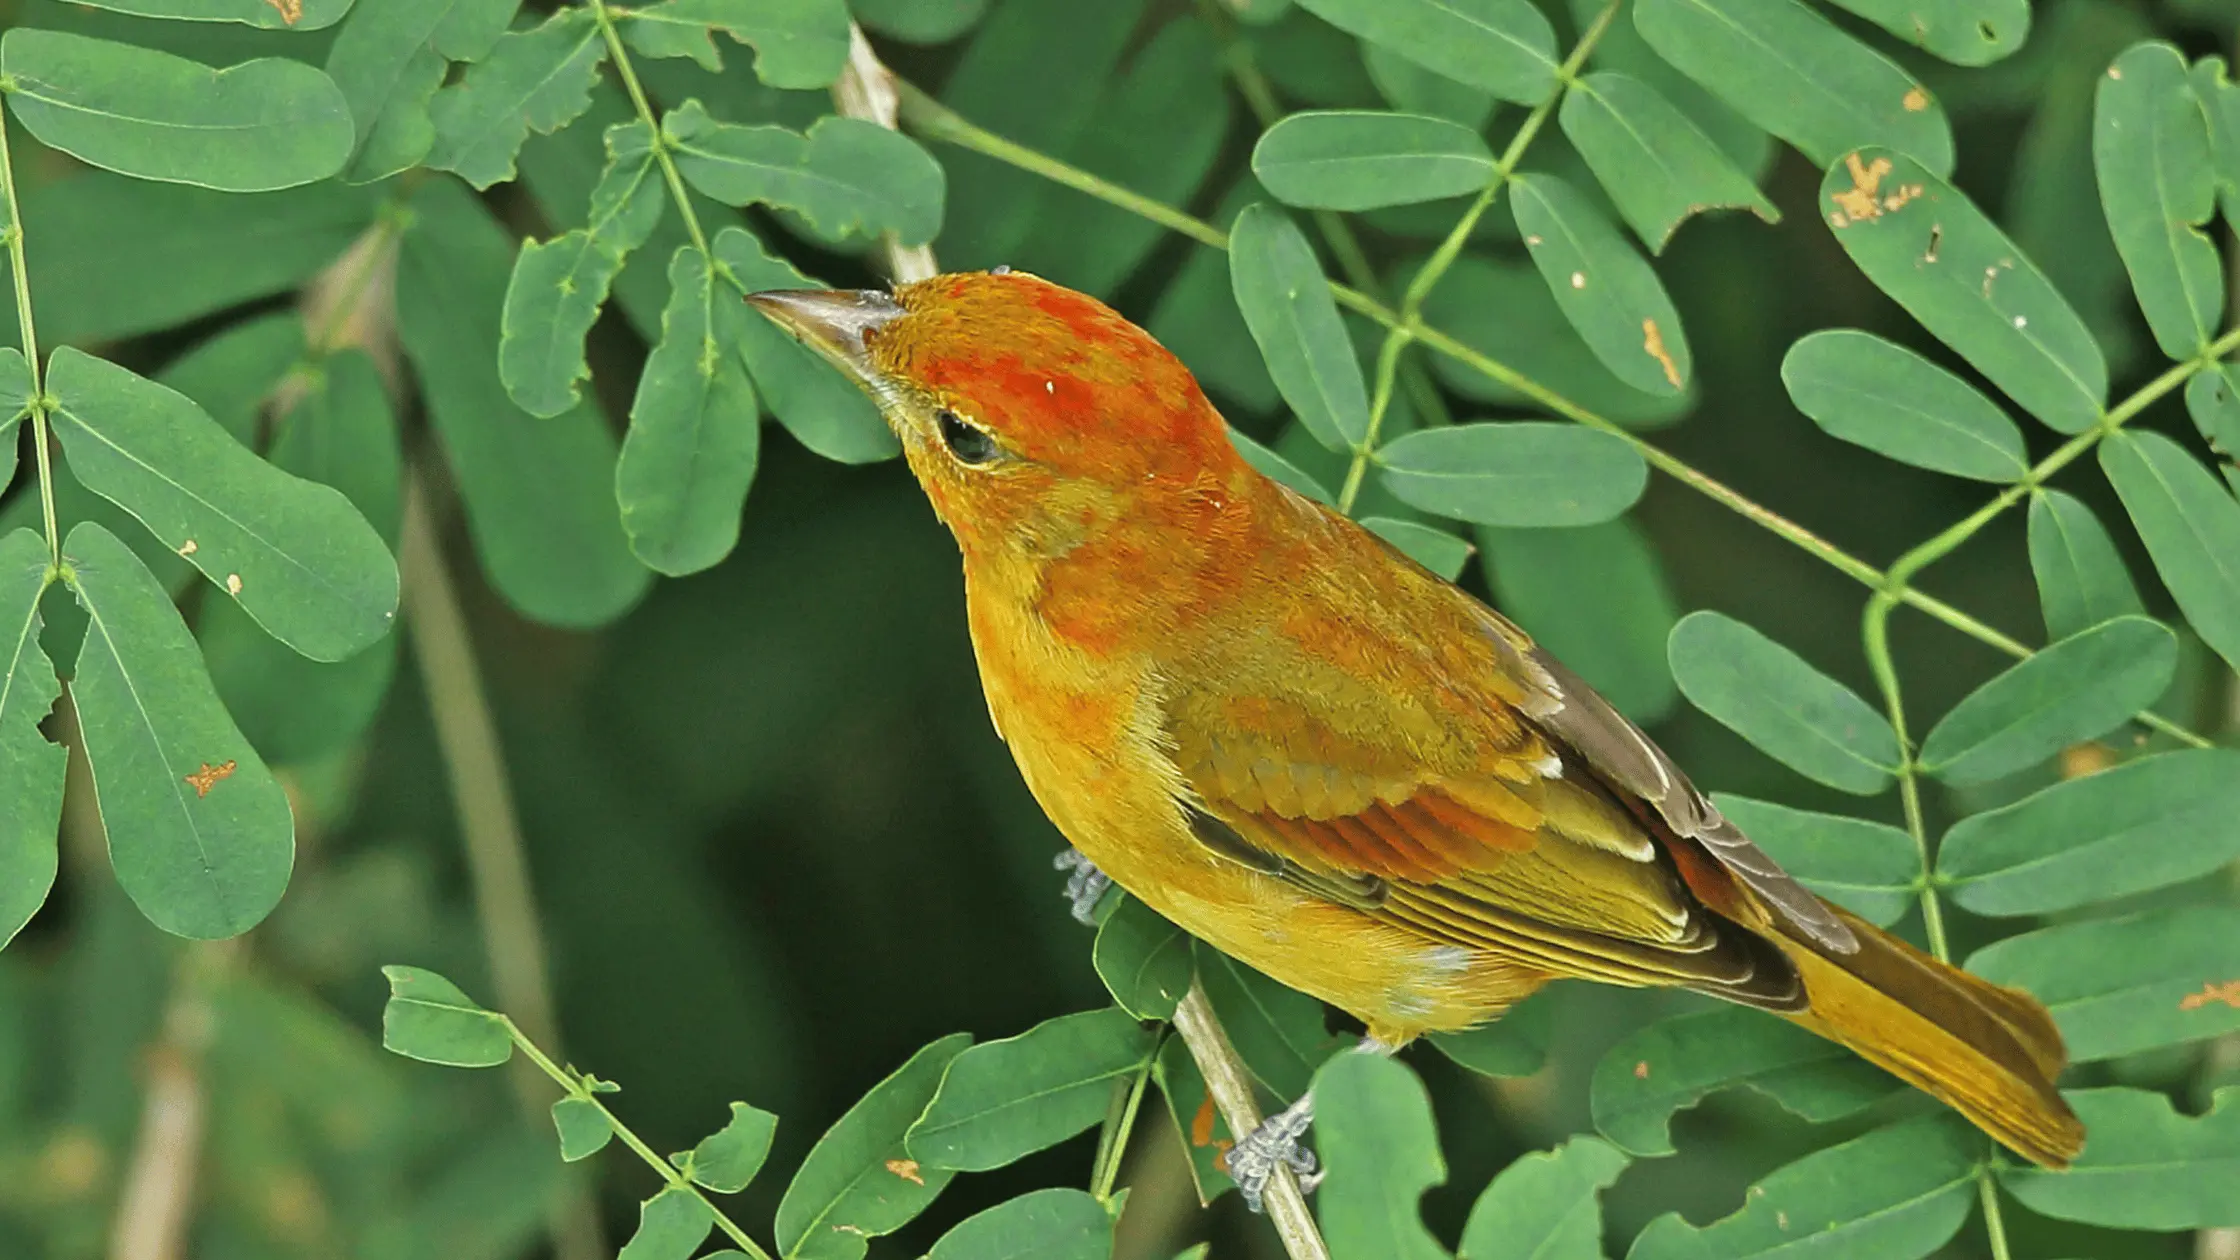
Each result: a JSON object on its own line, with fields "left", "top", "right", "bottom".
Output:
{"left": 0, "top": 111, "right": 62, "bottom": 568}
{"left": 1090, "top": 1039, "right": 1159, "bottom": 1204}
{"left": 588, "top": 0, "right": 712, "bottom": 259}
{"left": 504, "top": 1016, "right": 778, "bottom": 1260}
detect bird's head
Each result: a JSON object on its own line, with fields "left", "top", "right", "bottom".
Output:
{"left": 747, "top": 271, "right": 1248, "bottom": 573}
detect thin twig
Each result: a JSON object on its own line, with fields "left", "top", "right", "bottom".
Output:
{"left": 1173, "top": 985, "right": 1329, "bottom": 1260}
{"left": 834, "top": 25, "right": 937, "bottom": 284}
{"left": 109, "top": 944, "right": 235, "bottom": 1260}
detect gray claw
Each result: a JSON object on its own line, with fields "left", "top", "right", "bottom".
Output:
{"left": 1052, "top": 848, "right": 1111, "bottom": 925}
{"left": 1226, "top": 1094, "right": 1319, "bottom": 1213}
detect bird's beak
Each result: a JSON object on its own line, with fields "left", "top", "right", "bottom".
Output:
{"left": 745, "top": 288, "right": 906, "bottom": 389}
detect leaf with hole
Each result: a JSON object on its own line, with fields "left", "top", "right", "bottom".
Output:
{"left": 906, "top": 1007, "right": 1153, "bottom": 1172}
{"left": 775, "top": 1032, "right": 970, "bottom": 1260}
{"left": 1559, "top": 72, "right": 1777, "bottom": 252}
{"left": 681, "top": 1101, "right": 778, "bottom": 1192}
{"left": 0, "top": 529, "right": 62, "bottom": 952}
{"left": 1512, "top": 173, "right": 1691, "bottom": 396}
{"left": 1362, "top": 517, "right": 1474, "bottom": 582}
{"left": 1635, "top": 0, "right": 1953, "bottom": 176}
{"left": 2096, "top": 42, "right": 2223, "bottom": 359}
{"left": 324, "top": 0, "right": 519, "bottom": 183}
{"left": 1480, "top": 518, "right": 1677, "bottom": 722}
{"left": 2188, "top": 364, "right": 2240, "bottom": 460}
{"left": 1457, "top": 1135, "right": 1627, "bottom": 1260}
{"left": 618, "top": 1186, "right": 713, "bottom": 1260}
{"left": 667, "top": 103, "right": 945, "bottom": 246}
{"left": 1917, "top": 615, "right": 2175, "bottom": 786}
{"left": 1292, "top": 0, "right": 1557, "bottom": 104}
{"left": 1937, "top": 747, "right": 2240, "bottom": 916}
{"left": 424, "top": 8, "right": 606, "bottom": 189}
{"left": 1967, "top": 906, "right": 2240, "bottom": 1063}
{"left": 618, "top": 0, "right": 850, "bottom": 88}
{"left": 1378, "top": 423, "right": 1647, "bottom": 528}
{"left": 2101, "top": 430, "right": 2240, "bottom": 675}
{"left": 924, "top": 1188, "right": 1112, "bottom": 1260}
{"left": 46, "top": 348, "right": 398, "bottom": 663}
{"left": 1228, "top": 203, "right": 1370, "bottom": 454}
{"left": 1667, "top": 610, "right": 1899, "bottom": 793}
{"left": 1820, "top": 0, "right": 2028, "bottom": 66}
{"left": 1315, "top": 1053, "right": 1448, "bottom": 1260}
{"left": 1093, "top": 894, "right": 1193, "bottom": 1021}
{"left": 552, "top": 1096, "right": 614, "bottom": 1161}
{"left": 2027, "top": 489, "right": 2143, "bottom": 642}
{"left": 379, "top": 965, "right": 512, "bottom": 1067}
{"left": 1821, "top": 147, "right": 2106, "bottom": 433}
{"left": 0, "top": 29, "right": 353, "bottom": 192}
{"left": 616, "top": 246, "right": 761, "bottom": 576}
{"left": 1998, "top": 1088, "right": 2240, "bottom": 1230}
{"left": 1781, "top": 330, "right": 2028, "bottom": 481}
{"left": 1709, "top": 794, "right": 1918, "bottom": 926}
{"left": 1591, "top": 1007, "right": 1896, "bottom": 1156}
{"left": 1252, "top": 110, "right": 1495, "bottom": 211}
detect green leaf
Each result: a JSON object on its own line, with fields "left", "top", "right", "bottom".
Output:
{"left": 379, "top": 964, "right": 512, "bottom": 1067}
{"left": 1292, "top": 0, "right": 1557, "bottom": 104}
{"left": 1821, "top": 147, "right": 2107, "bottom": 433}
{"left": 1252, "top": 111, "right": 1494, "bottom": 211}
{"left": 2096, "top": 42, "right": 2223, "bottom": 359}
{"left": 397, "top": 179, "right": 650, "bottom": 629}
{"left": 1591, "top": 1007, "right": 1895, "bottom": 1156}
{"left": 1456, "top": 1135, "right": 1627, "bottom": 1260}
{"left": 1378, "top": 423, "right": 1647, "bottom": 528}
{"left": 1967, "top": 906, "right": 2240, "bottom": 1063}
{"left": 1194, "top": 940, "right": 1345, "bottom": 1100}
{"left": 684, "top": 1101, "right": 778, "bottom": 1192}
{"left": 500, "top": 121, "right": 666, "bottom": 418}
{"left": 64, "top": 522, "right": 293, "bottom": 940}
{"left": 1709, "top": 794, "right": 1918, "bottom": 927}
{"left": 1512, "top": 174, "right": 1691, "bottom": 395}
{"left": 1999, "top": 1087, "right": 2240, "bottom": 1229}
{"left": 1479, "top": 517, "right": 1676, "bottom": 722}
{"left": 201, "top": 351, "right": 404, "bottom": 764}
{"left": 924, "top": 1188, "right": 1112, "bottom": 1260}
{"left": 2188, "top": 364, "right": 2240, "bottom": 461}
{"left": 1668, "top": 610, "right": 1900, "bottom": 793}
{"left": 1635, "top": 0, "right": 1953, "bottom": 176}
{"left": 2027, "top": 489, "right": 2143, "bottom": 641}
{"left": 667, "top": 102, "right": 945, "bottom": 246}
{"left": 615, "top": 246, "right": 760, "bottom": 576}
{"left": 1152, "top": 1033, "right": 1235, "bottom": 1204}
{"left": 0, "top": 358, "right": 23, "bottom": 497}
{"left": 1314, "top": 1053, "right": 1447, "bottom": 1260}
{"left": 710, "top": 227, "right": 897, "bottom": 464}
{"left": 67, "top": 0, "right": 356, "bottom": 30}
{"left": 2101, "top": 430, "right": 2240, "bottom": 675}
{"left": 551, "top": 1096, "right": 614, "bottom": 1161}
{"left": 851, "top": 0, "right": 986, "bottom": 43}
{"left": 0, "top": 529, "right": 62, "bottom": 952}
{"left": 1917, "top": 615, "right": 2174, "bottom": 785}
{"left": 1819, "top": 0, "right": 2027, "bottom": 65}
{"left": 1418, "top": 256, "right": 1693, "bottom": 429}
{"left": 1780, "top": 330, "right": 2029, "bottom": 481}
{"left": 0, "top": 29, "right": 353, "bottom": 192}
{"left": 1227, "top": 425, "right": 1334, "bottom": 506}
{"left": 617, "top": 0, "right": 849, "bottom": 88}
{"left": 1228, "top": 203, "right": 1371, "bottom": 454}
{"left": 324, "top": 0, "right": 519, "bottom": 183}
{"left": 906, "top": 1007, "right": 1154, "bottom": 1172}
{"left": 775, "top": 1032, "right": 970, "bottom": 1260}
{"left": 424, "top": 8, "right": 606, "bottom": 189}
{"left": 154, "top": 313, "right": 306, "bottom": 447}
{"left": 1427, "top": 990, "right": 1552, "bottom": 1079}
{"left": 1093, "top": 895, "right": 1193, "bottom": 1021}
{"left": 47, "top": 349, "right": 399, "bottom": 663}
{"left": 1149, "top": 179, "right": 1279, "bottom": 415}
{"left": 618, "top": 1186, "right": 714, "bottom": 1260}
{"left": 1627, "top": 1115, "right": 1977, "bottom": 1260}
{"left": 1559, "top": 72, "right": 1777, "bottom": 252}
{"left": 1361, "top": 517, "right": 1474, "bottom": 582}
{"left": 1362, "top": 43, "right": 1494, "bottom": 130}
{"left": 1937, "top": 747, "right": 2240, "bottom": 916}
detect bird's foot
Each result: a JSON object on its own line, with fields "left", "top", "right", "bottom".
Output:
{"left": 1226, "top": 1092, "right": 1321, "bottom": 1213}
{"left": 1052, "top": 848, "right": 1111, "bottom": 926}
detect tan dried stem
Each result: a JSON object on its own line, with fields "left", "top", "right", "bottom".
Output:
{"left": 833, "top": 25, "right": 937, "bottom": 284}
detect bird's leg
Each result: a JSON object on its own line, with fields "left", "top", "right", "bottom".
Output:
{"left": 1227, "top": 1034, "right": 1396, "bottom": 1212}
{"left": 1052, "top": 847, "right": 1112, "bottom": 925}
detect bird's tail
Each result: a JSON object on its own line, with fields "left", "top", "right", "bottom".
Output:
{"left": 1771, "top": 903, "right": 2083, "bottom": 1167}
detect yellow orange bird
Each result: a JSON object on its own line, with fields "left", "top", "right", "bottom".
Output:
{"left": 748, "top": 271, "right": 2082, "bottom": 1205}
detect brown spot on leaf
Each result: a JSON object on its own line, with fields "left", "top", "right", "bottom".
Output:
{"left": 1191, "top": 1094, "right": 1218, "bottom": 1147}
{"left": 264, "top": 0, "right": 302, "bottom": 22}
{"left": 2179, "top": 980, "right": 2240, "bottom": 1011}
{"left": 1642, "top": 320, "right": 1683, "bottom": 389}
{"left": 1777, "top": 1210, "right": 1791, "bottom": 1230}
{"left": 1881, "top": 184, "right": 1923, "bottom": 213}
{"left": 884, "top": 1159, "right": 924, "bottom": 1185}
{"left": 1633, "top": 1060, "right": 1650, "bottom": 1079}
{"left": 185, "top": 760, "right": 238, "bottom": 798}
{"left": 1902, "top": 86, "right": 1929, "bottom": 112}
{"left": 226, "top": 573, "right": 244, "bottom": 595}
{"left": 1570, "top": 271, "right": 1586, "bottom": 290}
{"left": 1923, "top": 225, "right": 1942, "bottom": 264}
{"left": 1830, "top": 154, "right": 1893, "bottom": 225}
{"left": 2060, "top": 743, "right": 2114, "bottom": 780}
{"left": 178, "top": 539, "right": 198, "bottom": 556}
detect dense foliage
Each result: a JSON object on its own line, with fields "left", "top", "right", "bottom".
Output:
{"left": 2, "top": 0, "right": 2238, "bottom": 1256}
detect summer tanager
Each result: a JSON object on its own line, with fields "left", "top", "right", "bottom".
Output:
{"left": 748, "top": 271, "right": 2083, "bottom": 1199}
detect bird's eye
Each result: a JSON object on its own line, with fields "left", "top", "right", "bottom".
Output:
{"left": 937, "top": 408, "right": 999, "bottom": 466}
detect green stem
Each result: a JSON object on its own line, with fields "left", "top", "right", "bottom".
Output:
{"left": 1977, "top": 1172, "right": 2016, "bottom": 1260}
{"left": 590, "top": 0, "right": 712, "bottom": 259}
{"left": 1089, "top": 1042, "right": 1158, "bottom": 1204}
{"left": 0, "top": 111, "right": 61, "bottom": 569}
{"left": 506, "top": 1018, "right": 778, "bottom": 1260}
{"left": 1861, "top": 591, "right": 1948, "bottom": 961}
